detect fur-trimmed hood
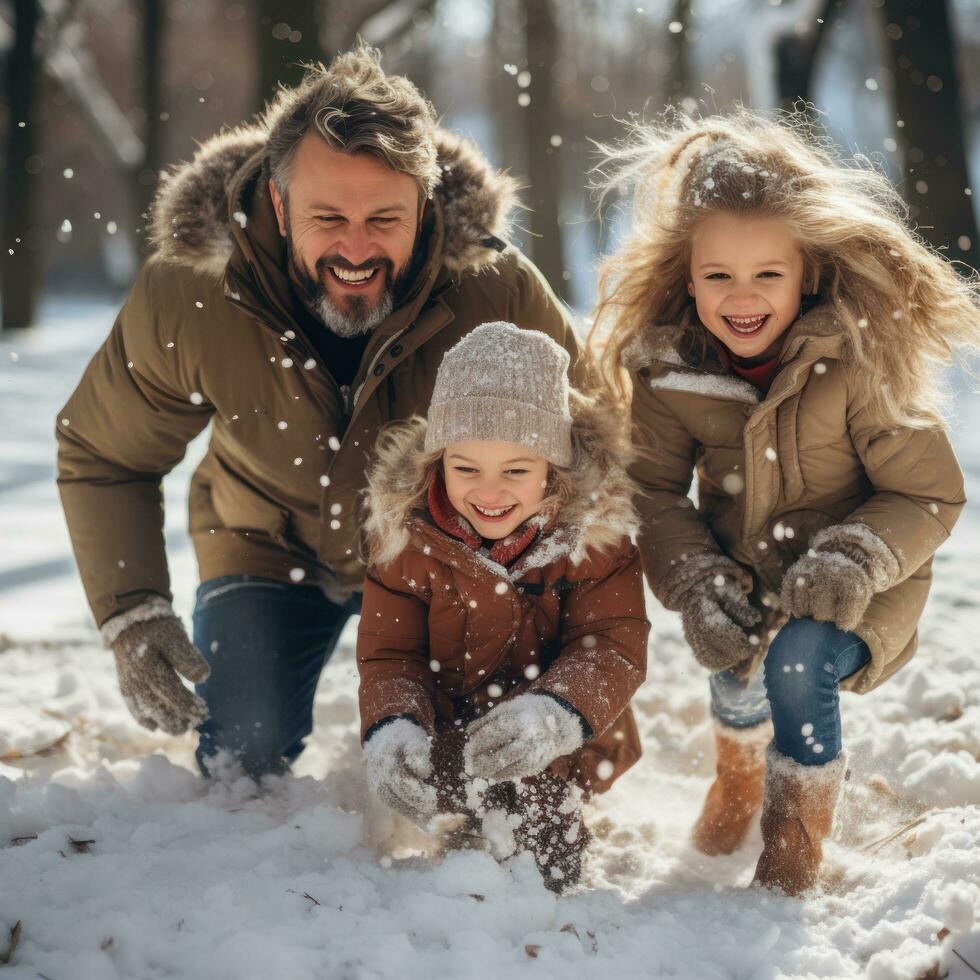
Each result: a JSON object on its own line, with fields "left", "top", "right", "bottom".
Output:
{"left": 148, "top": 123, "right": 520, "bottom": 280}
{"left": 364, "top": 390, "right": 639, "bottom": 572}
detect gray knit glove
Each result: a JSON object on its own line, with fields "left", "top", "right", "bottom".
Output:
{"left": 781, "top": 523, "right": 899, "bottom": 633}
{"left": 102, "top": 598, "right": 211, "bottom": 734}
{"left": 463, "top": 693, "right": 585, "bottom": 781}
{"left": 681, "top": 573, "right": 762, "bottom": 673}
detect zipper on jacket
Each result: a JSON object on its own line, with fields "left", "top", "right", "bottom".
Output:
{"left": 224, "top": 277, "right": 351, "bottom": 423}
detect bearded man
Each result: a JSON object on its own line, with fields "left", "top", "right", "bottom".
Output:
{"left": 56, "top": 46, "right": 577, "bottom": 778}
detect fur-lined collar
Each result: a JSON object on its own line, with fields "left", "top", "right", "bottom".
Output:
{"left": 622, "top": 303, "right": 843, "bottom": 375}
{"left": 148, "top": 124, "right": 519, "bottom": 280}
{"left": 364, "top": 391, "right": 639, "bottom": 574}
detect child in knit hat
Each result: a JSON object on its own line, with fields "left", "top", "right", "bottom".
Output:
{"left": 357, "top": 321, "right": 649, "bottom": 891}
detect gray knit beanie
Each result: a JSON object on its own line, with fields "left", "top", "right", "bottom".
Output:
{"left": 424, "top": 321, "right": 573, "bottom": 466}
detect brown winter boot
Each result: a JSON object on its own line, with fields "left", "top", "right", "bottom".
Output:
{"left": 752, "top": 745, "right": 847, "bottom": 896}
{"left": 691, "top": 720, "right": 771, "bottom": 856}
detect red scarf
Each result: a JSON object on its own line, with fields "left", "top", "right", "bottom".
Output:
{"left": 714, "top": 340, "right": 783, "bottom": 394}
{"left": 426, "top": 474, "right": 555, "bottom": 567}
{"left": 729, "top": 353, "right": 781, "bottom": 393}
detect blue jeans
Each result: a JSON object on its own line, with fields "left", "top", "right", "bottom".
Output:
{"left": 709, "top": 617, "right": 870, "bottom": 766}
{"left": 192, "top": 575, "right": 361, "bottom": 779}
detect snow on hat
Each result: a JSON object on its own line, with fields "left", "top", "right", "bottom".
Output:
{"left": 424, "top": 321, "right": 573, "bottom": 467}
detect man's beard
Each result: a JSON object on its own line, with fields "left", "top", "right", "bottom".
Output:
{"left": 286, "top": 234, "right": 410, "bottom": 339}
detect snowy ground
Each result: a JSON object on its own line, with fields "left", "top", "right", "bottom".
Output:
{"left": 1, "top": 300, "right": 978, "bottom": 980}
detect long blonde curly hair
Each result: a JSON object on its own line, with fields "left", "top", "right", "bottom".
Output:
{"left": 588, "top": 107, "right": 980, "bottom": 429}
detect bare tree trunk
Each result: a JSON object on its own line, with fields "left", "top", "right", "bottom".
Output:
{"left": 254, "top": 0, "right": 325, "bottom": 113}
{"left": 3, "top": 0, "right": 41, "bottom": 332}
{"left": 492, "top": 0, "right": 524, "bottom": 172}
{"left": 136, "top": 0, "right": 165, "bottom": 255}
{"left": 667, "top": 0, "right": 691, "bottom": 106}
{"left": 522, "top": 0, "right": 567, "bottom": 301}
{"left": 882, "top": 0, "right": 979, "bottom": 269}
{"left": 774, "top": 0, "right": 842, "bottom": 110}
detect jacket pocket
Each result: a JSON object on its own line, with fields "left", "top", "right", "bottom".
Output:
{"left": 209, "top": 451, "right": 290, "bottom": 539}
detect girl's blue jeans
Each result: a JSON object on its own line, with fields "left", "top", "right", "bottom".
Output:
{"left": 709, "top": 617, "right": 870, "bottom": 766}
{"left": 191, "top": 575, "right": 361, "bottom": 779}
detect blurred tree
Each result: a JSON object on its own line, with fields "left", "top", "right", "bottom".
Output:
{"left": 882, "top": 0, "right": 979, "bottom": 270}
{"left": 668, "top": 0, "right": 691, "bottom": 106}
{"left": 137, "top": 0, "right": 164, "bottom": 257}
{"left": 522, "top": 0, "right": 568, "bottom": 302}
{"left": 774, "top": 0, "right": 843, "bottom": 110}
{"left": 492, "top": 0, "right": 526, "bottom": 183}
{"left": 254, "top": 0, "right": 323, "bottom": 111}
{"left": 2, "top": 0, "right": 41, "bottom": 331}
{"left": 253, "top": 1, "right": 441, "bottom": 113}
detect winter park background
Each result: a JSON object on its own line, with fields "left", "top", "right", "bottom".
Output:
{"left": 1, "top": 1, "right": 980, "bottom": 977}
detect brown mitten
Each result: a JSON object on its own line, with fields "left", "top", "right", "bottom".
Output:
{"left": 781, "top": 523, "right": 900, "bottom": 633}
{"left": 102, "top": 598, "right": 211, "bottom": 734}
{"left": 681, "top": 573, "right": 762, "bottom": 672}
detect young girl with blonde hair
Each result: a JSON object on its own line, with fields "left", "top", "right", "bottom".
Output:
{"left": 590, "top": 108, "right": 976, "bottom": 895}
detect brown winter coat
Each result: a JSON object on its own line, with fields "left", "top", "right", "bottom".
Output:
{"left": 56, "top": 124, "right": 578, "bottom": 627}
{"left": 626, "top": 304, "right": 966, "bottom": 694}
{"left": 356, "top": 399, "right": 651, "bottom": 795}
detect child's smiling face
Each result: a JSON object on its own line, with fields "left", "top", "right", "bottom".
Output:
{"left": 443, "top": 441, "right": 550, "bottom": 540}
{"left": 689, "top": 213, "right": 806, "bottom": 360}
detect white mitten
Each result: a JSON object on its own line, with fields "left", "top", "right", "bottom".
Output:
{"left": 463, "top": 693, "right": 585, "bottom": 782}
{"left": 363, "top": 719, "right": 438, "bottom": 829}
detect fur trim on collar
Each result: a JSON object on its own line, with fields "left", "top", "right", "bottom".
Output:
{"left": 623, "top": 304, "right": 843, "bottom": 375}
{"left": 364, "top": 390, "right": 639, "bottom": 571}
{"left": 648, "top": 369, "right": 761, "bottom": 405}
{"left": 148, "top": 126, "right": 519, "bottom": 279}
{"left": 621, "top": 325, "right": 690, "bottom": 373}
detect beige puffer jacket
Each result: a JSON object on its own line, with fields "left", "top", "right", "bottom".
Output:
{"left": 626, "top": 305, "right": 966, "bottom": 693}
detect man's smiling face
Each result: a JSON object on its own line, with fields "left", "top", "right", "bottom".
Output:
{"left": 269, "top": 133, "right": 422, "bottom": 337}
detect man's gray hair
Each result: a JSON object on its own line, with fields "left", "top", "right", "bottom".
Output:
{"left": 265, "top": 44, "right": 441, "bottom": 198}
